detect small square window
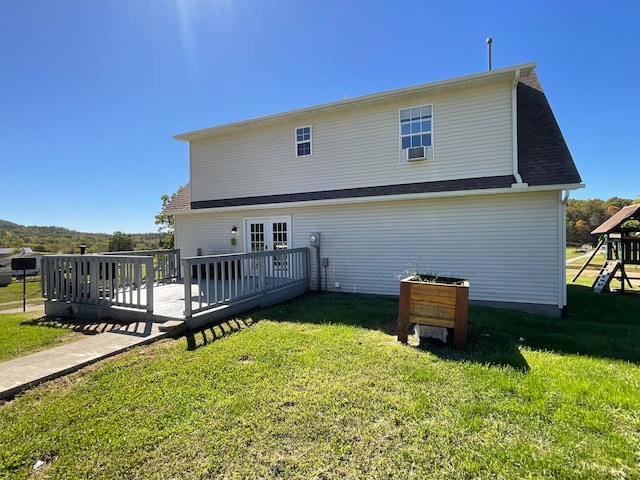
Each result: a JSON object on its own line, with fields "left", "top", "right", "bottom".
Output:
{"left": 295, "top": 125, "right": 312, "bottom": 157}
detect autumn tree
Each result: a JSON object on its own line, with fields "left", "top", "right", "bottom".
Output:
{"left": 566, "top": 197, "right": 636, "bottom": 245}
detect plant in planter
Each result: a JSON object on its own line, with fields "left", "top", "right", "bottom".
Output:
{"left": 397, "top": 273, "right": 469, "bottom": 349}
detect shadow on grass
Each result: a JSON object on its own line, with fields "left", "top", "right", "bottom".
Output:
{"left": 243, "top": 292, "right": 530, "bottom": 371}
{"left": 415, "top": 328, "right": 531, "bottom": 372}
{"left": 20, "top": 316, "right": 127, "bottom": 335}
{"left": 185, "top": 317, "right": 255, "bottom": 351}
{"left": 242, "top": 287, "right": 640, "bottom": 367}
{"left": 468, "top": 284, "right": 640, "bottom": 365}
{"left": 246, "top": 292, "right": 399, "bottom": 335}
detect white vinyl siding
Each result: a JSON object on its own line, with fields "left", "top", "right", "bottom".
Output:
{"left": 189, "top": 82, "right": 513, "bottom": 203}
{"left": 175, "top": 190, "right": 563, "bottom": 309}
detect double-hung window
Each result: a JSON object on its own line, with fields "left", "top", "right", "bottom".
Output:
{"left": 295, "top": 126, "right": 312, "bottom": 157}
{"left": 400, "top": 105, "right": 433, "bottom": 162}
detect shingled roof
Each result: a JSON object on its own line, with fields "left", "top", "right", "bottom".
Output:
{"left": 517, "top": 70, "right": 582, "bottom": 186}
{"left": 161, "top": 183, "right": 191, "bottom": 214}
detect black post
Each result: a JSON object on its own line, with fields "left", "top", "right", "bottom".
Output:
{"left": 22, "top": 268, "right": 26, "bottom": 312}
{"left": 11, "top": 257, "right": 36, "bottom": 312}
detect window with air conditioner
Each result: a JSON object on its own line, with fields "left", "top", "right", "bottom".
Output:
{"left": 399, "top": 105, "right": 433, "bottom": 163}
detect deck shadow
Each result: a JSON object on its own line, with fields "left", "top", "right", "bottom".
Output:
{"left": 21, "top": 316, "right": 129, "bottom": 335}
{"left": 238, "top": 292, "right": 399, "bottom": 336}
{"left": 185, "top": 317, "right": 255, "bottom": 351}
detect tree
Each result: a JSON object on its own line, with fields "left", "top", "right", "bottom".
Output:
{"left": 0, "top": 231, "right": 19, "bottom": 249}
{"left": 604, "top": 197, "right": 632, "bottom": 209}
{"left": 155, "top": 186, "right": 183, "bottom": 249}
{"left": 574, "top": 220, "right": 591, "bottom": 244}
{"left": 606, "top": 205, "right": 620, "bottom": 218}
{"left": 109, "top": 231, "right": 134, "bottom": 252}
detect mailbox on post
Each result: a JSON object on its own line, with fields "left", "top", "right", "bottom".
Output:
{"left": 11, "top": 257, "right": 36, "bottom": 272}
{"left": 11, "top": 256, "right": 37, "bottom": 312}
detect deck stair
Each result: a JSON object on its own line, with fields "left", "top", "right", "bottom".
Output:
{"left": 593, "top": 260, "right": 621, "bottom": 293}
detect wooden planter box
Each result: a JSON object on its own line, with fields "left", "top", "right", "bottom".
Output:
{"left": 397, "top": 275, "right": 469, "bottom": 349}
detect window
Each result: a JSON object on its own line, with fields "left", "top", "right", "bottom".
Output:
{"left": 399, "top": 105, "right": 433, "bottom": 162}
{"left": 295, "top": 126, "right": 312, "bottom": 157}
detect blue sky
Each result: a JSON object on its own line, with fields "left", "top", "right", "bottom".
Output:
{"left": 1, "top": 0, "right": 638, "bottom": 234}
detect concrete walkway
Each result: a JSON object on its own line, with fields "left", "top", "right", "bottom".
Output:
{"left": 0, "top": 318, "right": 185, "bottom": 400}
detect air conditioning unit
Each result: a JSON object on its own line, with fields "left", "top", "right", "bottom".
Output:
{"left": 406, "top": 146, "right": 426, "bottom": 161}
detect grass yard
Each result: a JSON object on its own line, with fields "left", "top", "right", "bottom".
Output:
{"left": 0, "top": 277, "right": 42, "bottom": 312}
{"left": 0, "top": 311, "right": 84, "bottom": 363}
{"left": 566, "top": 246, "right": 593, "bottom": 261}
{"left": 1, "top": 289, "right": 639, "bottom": 478}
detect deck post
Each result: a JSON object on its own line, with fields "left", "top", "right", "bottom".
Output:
{"left": 89, "top": 258, "right": 100, "bottom": 301}
{"left": 145, "top": 257, "right": 154, "bottom": 314}
{"left": 175, "top": 249, "right": 182, "bottom": 280}
{"left": 182, "top": 258, "right": 192, "bottom": 318}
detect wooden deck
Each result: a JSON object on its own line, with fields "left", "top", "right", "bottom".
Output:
{"left": 42, "top": 248, "right": 310, "bottom": 331}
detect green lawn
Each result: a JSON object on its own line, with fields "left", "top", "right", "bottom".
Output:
{"left": 0, "top": 279, "right": 84, "bottom": 363}
{"left": 0, "top": 277, "right": 42, "bottom": 312}
{"left": 1, "top": 289, "right": 639, "bottom": 478}
{"left": 566, "top": 246, "right": 589, "bottom": 261}
{"left": 0, "top": 311, "right": 83, "bottom": 363}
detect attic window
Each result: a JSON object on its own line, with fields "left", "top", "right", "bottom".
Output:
{"left": 400, "top": 105, "right": 433, "bottom": 162}
{"left": 295, "top": 126, "right": 312, "bottom": 157}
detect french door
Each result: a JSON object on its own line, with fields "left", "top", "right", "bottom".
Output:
{"left": 244, "top": 217, "right": 291, "bottom": 275}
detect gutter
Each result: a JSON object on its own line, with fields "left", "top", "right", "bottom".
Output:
{"left": 173, "top": 183, "right": 585, "bottom": 216}
{"left": 511, "top": 68, "right": 528, "bottom": 189}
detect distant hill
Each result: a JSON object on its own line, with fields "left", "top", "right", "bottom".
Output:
{"left": 0, "top": 219, "right": 19, "bottom": 228}
{"left": 0, "top": 220, "right": 160, "bottom": 254}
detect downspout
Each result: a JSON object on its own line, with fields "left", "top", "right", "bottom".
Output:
{"left": 511, "top": 69, "right": 528, "bottom": 188}
{"left": 559, "top": 190, "right": 570, "bottom": 318}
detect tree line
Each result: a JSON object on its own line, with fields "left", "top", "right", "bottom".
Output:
{"left": 567, "top": 196, "right": 639, "bottom": 246}
{"left": 0, "top": 190, "right": 180, "bottom": 255}
{"left": 0, "top": 219, "right": 164, "bottom": 254}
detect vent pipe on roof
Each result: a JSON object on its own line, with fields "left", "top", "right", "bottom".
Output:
{"left": 486, "top": 37, "right": 493, "bottom": 71}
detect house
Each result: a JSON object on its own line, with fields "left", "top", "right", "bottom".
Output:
{"left": 0, "top": 252, "right": 11, "bottom": 287}
{"left": 164, "top": 62, "right": 583, "bottom": 317}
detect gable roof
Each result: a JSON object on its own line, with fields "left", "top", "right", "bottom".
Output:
{"left": 516, "top": 70, "right": 582, "bottom": 186}
{"left": 591, "top": 204, "right": 640, "bottom": 234}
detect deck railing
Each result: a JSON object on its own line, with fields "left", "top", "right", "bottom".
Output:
{"left": 41, "top": 254, "right": 155, "bottom": 313}
{"left": 102, "top": 249, "right": 180, "bottom": 282}
{"left": 182, "top": 248, "right": 309, "bottom": 317}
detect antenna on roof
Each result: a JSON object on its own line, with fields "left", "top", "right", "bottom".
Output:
{"left": 486, "top": 37, "right": 493, "bottom": 71}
